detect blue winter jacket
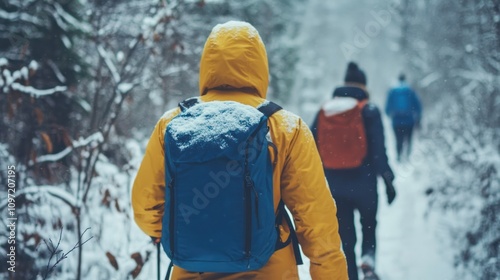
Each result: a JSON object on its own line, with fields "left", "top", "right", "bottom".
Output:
{"left": 311, "top": 86, "right": 394, "bottom": 198}
{"left": 385, "top": 83, "right": 422, "bottom": 127}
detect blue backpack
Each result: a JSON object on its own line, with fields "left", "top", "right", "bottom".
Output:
{"left": 161, "top": 98, "right": 301, "bottom": 274}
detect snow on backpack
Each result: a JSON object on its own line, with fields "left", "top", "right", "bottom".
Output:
{"left": 161, "top": 97, "right": 302, "bottom": 273}
{"left": 317, "top": 98, "right": 368, "bottom": 169}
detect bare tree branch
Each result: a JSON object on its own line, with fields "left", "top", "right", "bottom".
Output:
{"left": 42, "top": 228, "right": 93, "bottom": 280}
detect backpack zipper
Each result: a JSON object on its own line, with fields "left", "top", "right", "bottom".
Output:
{"left": 168, "top": 178, "right": 175, "bottom": 257}
{"left": 243, "top": 120, "right": 267, "bottom": 266}
{"left": 246, "top": 176, "right": 261, "bottom": 228}
{"left": 244, "top": 172, "right": 252, "bottom": 261}
{"left": 243, "top": 137, "right": 255, "bottom": 263}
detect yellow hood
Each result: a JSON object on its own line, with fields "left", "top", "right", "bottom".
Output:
{"left": 199, "top": 21, "right": 269, "bottom": 98}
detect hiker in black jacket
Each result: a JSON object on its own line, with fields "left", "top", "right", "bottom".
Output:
{"left": 311, "top": 62, "right": 396, "bottom": 280}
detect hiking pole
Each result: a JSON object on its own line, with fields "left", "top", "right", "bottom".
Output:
{"left": 157, "top": 242, "right": 161, "bottom": 280}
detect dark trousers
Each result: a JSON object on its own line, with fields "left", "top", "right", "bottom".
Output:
{"left": 335, "top": 195, "right": 378, "bottom": 280}
{"left": 393, "top": 124, "right": 414, "bottom": 161}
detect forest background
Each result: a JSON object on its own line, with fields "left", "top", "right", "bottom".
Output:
{"left": 0, "top": 0, "right": 498, "bottom": 279}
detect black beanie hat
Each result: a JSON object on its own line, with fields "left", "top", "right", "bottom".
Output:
{"left": 398, "top": 73, "right": 406, "bottom": 82}
{"left": 344, "top": 62, "right": 367, "bottom": 85}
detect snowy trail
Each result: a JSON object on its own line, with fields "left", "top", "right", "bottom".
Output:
{"left": 375, "top": 126, "right": 454, "bottom": 280}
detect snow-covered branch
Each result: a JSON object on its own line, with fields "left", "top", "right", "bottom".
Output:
{"left": 53, "top": 2, "right": 92, "bottom": 33}
{"left": 419, "top": 72, "right": 441, "bottom": 88}
{"left": 117, "top": 83, "right": 137, "bottom": 94}
{"left": 0, "top": 185, "right": 77, "bottom": 211}
{"left": 1, "top": 58, "right": 67, "bottom": 97}
{"left": 160, "top": 64, "right": 189, "bottom": 77}
{"left": 10, "top": 83, "right": 67, "bottom": 97}
{"left": 453, "top": 69, "right": 497, "bottom": 84}
{"left": 97, "top": 45, "right": 121, "bottom": 84}
{"left": 47, "top": 59, "right": 67, "bottom": 83}
{"left": 31, "top": 132, "right": 104, "bottom": 165}
{"left": 0, "top": 9, "right": 44, "bottom": 26}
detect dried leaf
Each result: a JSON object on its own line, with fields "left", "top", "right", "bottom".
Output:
{"left": 20, "top": 43, "right": 29, "bottom": 59}
{"left": 24, "top": 233, "right": 42, "bottom": 247}
{"left": 153, "top": 33, "right": 162, "bottom": 42}
{"left": 71, "top": 206, "right": 80, "bottom": 216}
{"left": 129, "top": 252, "right": 144, "bottom": 278}
{"left": 130, "top": 264, "right": 142, "bottom": 279}
{"left": 61, "top": 129, "right": 72, "bottom": 147}
{"left": 40, "top": 132, "right": 53, "bottom": 153}
{"left": 106, "top": 252, "right": 119, "bottom": 270}
{"left": 115, "top": 199, "right": 121, "bottom": 212}
{"left": 7, "top": 101, "right": 15, "bottom": 118}
{"left": 31, "top": 150, "right": 37, "bottom": 164}
{"left": 130, "top": 252, "right": 143, "bottom": 265}
{"left": 101, "top": 189, "right": 111, "bottom": 207}
{"left": 53, "top": 218, "right": 63, "bottom": 230}
{"left": 34, "top": 107, "right": 44, "bottom": 125}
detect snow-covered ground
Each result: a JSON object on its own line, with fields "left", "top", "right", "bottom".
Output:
{"left": 375, "top": 126, "right": 454, "bottom": 280}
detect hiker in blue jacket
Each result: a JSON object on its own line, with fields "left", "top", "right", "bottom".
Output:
{"left": 385, "top": 74, "right": 422, "bottom": 161}
{"left": 311, "top": 62, "right": 396, "bottom": 280}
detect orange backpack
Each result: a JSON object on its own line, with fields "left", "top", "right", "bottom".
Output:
{"left": 317, "top": 100, "right": 368, "bottom": 169}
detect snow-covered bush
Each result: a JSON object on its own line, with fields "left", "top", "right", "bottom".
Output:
{"left": 1, "top": 0, "right": 308, "bottom": 279}
{"left": 399, "top": 0, "right": 500, "bottom": 278}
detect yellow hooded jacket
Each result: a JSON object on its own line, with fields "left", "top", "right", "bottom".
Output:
{"left": 132, "top": 21, "right": 348, "bottom": 280}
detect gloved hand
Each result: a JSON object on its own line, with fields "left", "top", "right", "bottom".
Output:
{"left": 384, "top": 178, "right": 396, "bottom": 205}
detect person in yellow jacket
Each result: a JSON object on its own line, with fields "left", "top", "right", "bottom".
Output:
{"left": 132, "top": 21, "right": 348, "bottom": 280}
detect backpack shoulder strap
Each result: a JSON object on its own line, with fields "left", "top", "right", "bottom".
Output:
{"left": 178, "top": 97, "right": 201, "bottom": 111}
{"left": 257, "top": 101, "right": 282, "bottom": 117}
{"left": 275, "top": 200, "right": 304, "bottom": 265}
